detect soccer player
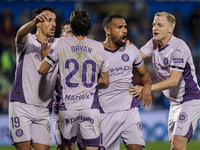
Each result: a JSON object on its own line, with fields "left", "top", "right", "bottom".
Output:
{"left": 129, "top": 12, "right": 200, "bottom": 150}
{"left": 38, "top": 9, "right": 109, "bottom": 150}
{"left": 52, "top": 19, "right": 74, "bottom": 150}
{"left": 9, "top": 6, "right": 58, "bottom": 150}
{"left": 98, "top": 15, "right": 152, "bottom": 150}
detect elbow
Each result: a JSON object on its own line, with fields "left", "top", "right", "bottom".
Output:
{"left": 170, "top": 80, "right": 179, "bottom": 87}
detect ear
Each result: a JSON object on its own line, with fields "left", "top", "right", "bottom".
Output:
{"left": 169, "top": 25, "right": 174, "bottom": 34}
{"left": 105, "top": 28, "right": 111, "bottom": 35}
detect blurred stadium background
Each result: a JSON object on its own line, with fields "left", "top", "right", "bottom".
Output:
{"left": 0, "top": 0, "right": 200, "bottom": 149}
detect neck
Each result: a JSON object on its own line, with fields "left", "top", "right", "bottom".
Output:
{"left": 75, "top": 35, "right": 87, "bottom": 40}
{"left": 158, "top": 34, "right": 172, "bottom": 48}
{"left": 35, "top": 31, "right": 49, "bottom": 43}
{"left": 103, "top": 38, "right": 118, "bottom": 50}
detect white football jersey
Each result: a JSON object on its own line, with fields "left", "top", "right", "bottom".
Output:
{"left": 47, "top": 36, "right": 109, "bottom": 110}
{"left": 141, "top": 36, "right": 200, "bottom": 105}
{"left": 9, "top": 33, "right": 58, "bottom": 108}
{"left": 98, "top": 45, "right": 143, "bottom": 113}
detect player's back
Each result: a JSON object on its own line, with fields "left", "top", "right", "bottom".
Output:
{"left": 53, "top": 36, "right": 107, "bottom": 110}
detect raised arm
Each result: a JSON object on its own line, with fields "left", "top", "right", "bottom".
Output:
{"left": 16, "top": 12, "right": 50, "bottom": 46}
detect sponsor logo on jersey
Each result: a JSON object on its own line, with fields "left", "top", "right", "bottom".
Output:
{"left": 65, "top": 92, "right": 93, "bottom": 101}
{"left": 65, "top": 115, "right": 94, "bottom": 125}
{"left": 173, "top": 58, "right": 184, "bottom": 63}
{"left": 46, "top": 122, "right": 51, "bottom": 133}
{"left": 109, "top": 66, "right": 130, "bottom": 77}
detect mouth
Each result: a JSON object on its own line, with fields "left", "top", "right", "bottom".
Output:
{"left": 153, "top": 32, "right": 159, "bottom": 37}
{"left": 50, "top": 28, "right": 55, "bottom": 33}
{"left": 121, "top": 34, "right": 127, "bottom": 43}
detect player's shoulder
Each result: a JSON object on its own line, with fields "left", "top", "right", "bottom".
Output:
{"left": 124, "top": 44, "right": 139, "bottom": 53}
{"left": 171, "top": 36, "right": 189, "bottom": 51}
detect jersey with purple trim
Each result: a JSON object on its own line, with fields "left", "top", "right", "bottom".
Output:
{"left": 47, "top": 36, "right": 109, "bottom": 110}
{"left": 9, "top": 33, "right": 58, "bottom": 108}
{"left": 98, "top": 45, "right": 143, "bottom": 113}
{"left": 141, "top": 36, "right": 200, "bottom": 105}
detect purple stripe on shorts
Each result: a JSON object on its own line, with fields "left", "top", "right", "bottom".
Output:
{"left": 184, "top": 123, "right": 193, "bottom": 141}
{"left": 91, "top": 87, "right": 101, "bottom": 109}
{"left": 131, "top": 97, "right": 140, "bottom": 108}
{"left": 182, "top": 62, "right": 200, "bottom": 104}
{"left": 61, "top": 136, "right": 76, "bottom": 146}
{"left": 10, "top": 130, "right": 14, "bottom": 145}
{"left": 9, "top": 51, "right": 26, "bottom": 103}
{"left": 82, "top": 136, "right": 100, "bottom": 147}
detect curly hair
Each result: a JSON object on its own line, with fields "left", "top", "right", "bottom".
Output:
{"left": 32, "top": 6, "right": 55, "bottom": 19}
{"left": 70, "top": 9, "right": 92, "bottom": 36}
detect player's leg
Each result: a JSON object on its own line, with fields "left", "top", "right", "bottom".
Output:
{"left": 31, "top": 107, "right": 51, "bottom": 150}
{"left": 15, "top": 141, "right": 31, "bottom": 150}
{"left": 9, "top": 102, "right": 33, "bottom": 150}
{"left": 170, "top": 135, "right": 187, "bottom": 150}
{"left": 121, "top": 108, "right": 145, "bottom": 150}
{"left": 80, "top": 109, "right": 101, "bottom": 150}
{"left": 168, "top": 100, "right": 200, "bottom": 150}
{"left": 53, "top": 113, "right": 62, "bottom": 150}
{"left": 100, "top": 111, "right": 124, "bottom": 150}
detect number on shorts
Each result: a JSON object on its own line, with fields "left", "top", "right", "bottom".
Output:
{"left": 11, "top": 117, "right": 20, "bottom": 128}
{"left": 65, "top": 59, "right": 96, "bottom": 88}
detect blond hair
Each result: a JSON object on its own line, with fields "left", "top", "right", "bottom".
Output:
{"left": 154, "top": 12, "right": 176, "bottom": 27}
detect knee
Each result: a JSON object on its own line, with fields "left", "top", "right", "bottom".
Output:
{"left": 171, "top": 141, "right": 184, "bottom": 150}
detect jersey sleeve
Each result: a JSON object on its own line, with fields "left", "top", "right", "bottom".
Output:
{"left": 15, "top": 33, "right": 30, "bottom": 53}
{"left": 100, "top": 46, "right": 109, "bottom": 72}
{"left": 45, "top": 40, "right": 59, "bottom": 66}
{"left": 132, "top": 45, "right": 144, "bottom": 68}
{"left": 140, "top": 39, "right": 154, "bottom": 57}
{"left": 170, "top": 42, "right": 190, "bottom": 72}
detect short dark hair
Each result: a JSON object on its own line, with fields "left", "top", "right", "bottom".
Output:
{"left": 61, "top": 19, "right": 70, "bottom": 33}
{"left": 70, "top": 9, "right": 91, "bottom": 36}
{"left": 102, "top": 14, "right": 124, "bottom": 29}
{"left": 32, "top": 6, "right": 55, "bottom": 18}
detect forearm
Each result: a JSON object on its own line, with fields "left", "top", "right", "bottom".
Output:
{"left": 16, "top": 19, "right": 36, "bottom": 44}
{"left": 141, "top": 72, "right": 152, "bottom": 88}
{"left": 151, "top": 78, "right": 177, "bottom": 92}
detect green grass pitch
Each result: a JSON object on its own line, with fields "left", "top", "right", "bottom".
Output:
{"left": 0, "top": 141, "right": 199, "bottom": 150}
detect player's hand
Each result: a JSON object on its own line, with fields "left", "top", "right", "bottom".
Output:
{"left": 129, "top": 85, "right": 143, "bottom": 97}
{"left": 41, "top": 42, "right": 51, "bottom": 60}
{"left": 129, "top": 85, "right": 152, "bottom": 107}
{"left": 140, "top": 85, "right": 152, "bottom": 107}
{"left": 33, "top": 12, "right": 50, "bottom": 24}
{"left": 126, "top": 40, "right": 133, "bottom": 45}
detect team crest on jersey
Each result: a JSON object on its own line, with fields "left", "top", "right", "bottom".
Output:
{"left": 178, "top": 112, "right": 188, "bottom": 123}
{"left": 122, "top": 54, "right": 129, "bottom": 62}
{"left": 163, "top": 57, "right": 168, "bottom": 65}
{"left": 16, "top": 129, "right": 23, "bottom": 137}
{"left": 137, "top": 121, "right": 143, "bottom": 132}
{"left": 35, "top": 53, "right": 40, "bottom": 60}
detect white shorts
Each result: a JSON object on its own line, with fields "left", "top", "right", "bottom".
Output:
{"left": 59, "top": 109, "right": 100, "bottom": 147}
{"left": 168, "top": 99, "right": 200, "bottom": 141}
{"left": 100, "top": 108, "right": 145, "bottom": 150}
{"left": 52, "top": 113, "right": 62, "bottom": 148}
{"left": 9, "top": 102, "right": 51, "bottom": 146}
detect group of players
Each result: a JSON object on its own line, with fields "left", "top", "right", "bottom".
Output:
{"left": 8, "top": 6, "right": 200, "bottom": 150}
